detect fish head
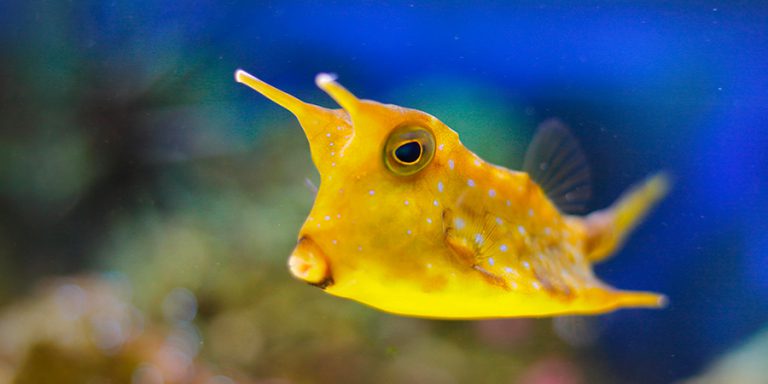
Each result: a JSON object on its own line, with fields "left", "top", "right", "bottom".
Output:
{"left": 236, "top": 70, "right": 465, "bottom": 299}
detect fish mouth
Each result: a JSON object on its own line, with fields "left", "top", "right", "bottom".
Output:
{"left": 288, "top": 237, "right": 334, "bottom": 289}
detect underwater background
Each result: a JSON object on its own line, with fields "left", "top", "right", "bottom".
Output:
{"left": 0, "top": 1, "right": 767, "bottom": 383}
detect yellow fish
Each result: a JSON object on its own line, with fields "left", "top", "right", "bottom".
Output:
{"left": 236, "top": 69, "right": 669, "bottom": 319}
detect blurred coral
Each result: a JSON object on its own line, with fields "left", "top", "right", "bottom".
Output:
{"left": 0, "top": 276, "right": 253, "bottom": 384}
{"left": 680, "top": 328, "right": 768, "bottom": 384}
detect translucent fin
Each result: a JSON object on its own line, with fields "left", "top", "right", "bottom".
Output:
{"left": 304, "top": 177, "right": 318, "bottom": 195}
{"left": 523, "top": 119, "right": 592, "bottom": 214}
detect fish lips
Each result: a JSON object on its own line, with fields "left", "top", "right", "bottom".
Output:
{"left": 288, "top": 237, "right": 334, "bottom": 289}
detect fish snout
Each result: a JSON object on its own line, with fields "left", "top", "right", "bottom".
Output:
{"left": 288, "top": 237, "right": 333, "bottom": 289}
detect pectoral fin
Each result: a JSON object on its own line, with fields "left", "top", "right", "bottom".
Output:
{"left": 442, "top": 209, "right": 509, "bottom": 290}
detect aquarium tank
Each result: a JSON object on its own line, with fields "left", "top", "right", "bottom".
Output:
{"left": 0, "top": 2, "right": 766, "bottom": 383}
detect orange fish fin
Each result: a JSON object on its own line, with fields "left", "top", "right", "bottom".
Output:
{"left": 443, "top": 209, "right": 509, "bottom": 289}
{"left": 584, "top": 172, "right": 671, "bottom": 262}
{"left": 523, "top": 119, "right": 592, "bottom": 214}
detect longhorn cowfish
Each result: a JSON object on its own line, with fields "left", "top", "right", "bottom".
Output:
{"left": 236, "top": 69, "right": 669, "bottom": 319}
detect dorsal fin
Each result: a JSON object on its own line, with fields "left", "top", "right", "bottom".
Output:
{"left": 522, "top": 119, "right": 592, "bottom": 214}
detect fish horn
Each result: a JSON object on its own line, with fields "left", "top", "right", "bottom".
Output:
{"left": 236, "top": 69, "right": 346, "bottom": 146}
{"left": 236, "top": 69, "right": 353, "bottom": 176}
{"left": 235, "top": 69, "right": 311, "bottom": 117}
{"left": 315, "top": 73, "right": 360, "bottom": 114}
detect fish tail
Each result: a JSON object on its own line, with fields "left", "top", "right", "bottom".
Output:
{"left": 584, "top": 172, "right": 671, "bottom": 262}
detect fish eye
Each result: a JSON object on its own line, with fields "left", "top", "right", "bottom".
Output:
{"left": 384, "top": 124, "right": 435, "bottom": 176}
{"left": 394, "top": 141, "right": 422, "bottom": 164}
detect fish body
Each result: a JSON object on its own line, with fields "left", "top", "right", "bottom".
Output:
{"left": 236, "top": 70, "right": 668, "bottom": 319}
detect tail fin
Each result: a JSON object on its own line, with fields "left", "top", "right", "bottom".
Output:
{"left": 584, "top": 172, "right": 670, "bottom": 262}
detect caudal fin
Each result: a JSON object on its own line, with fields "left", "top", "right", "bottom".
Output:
{"left": 584, "top": 172, "right": 670, "bottom": 262}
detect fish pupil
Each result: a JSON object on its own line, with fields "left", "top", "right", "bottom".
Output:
{"left": 395, "top": 141, "right": 422, "bottom": 164}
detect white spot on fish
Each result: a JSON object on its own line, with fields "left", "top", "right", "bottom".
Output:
{"left": 369, "top": 190, "right": 375, "bottom": 195}
{"left": 522, "top": 261, "right": 531, "bottom": 270}
{"left": 455, "top": 218, "right": 465, "bottom": 230}
{"left": 331, "top": 162, "right": 336, "bottom": 167}
{"left": 433, "top": 199, "right": 439, "bottom": 206}
{"left": 506, "top": 200, "right": 511, "bottom": 207}
{"left": 438, "top": 144, "right": 444, "bottom": 151}
{"left": 404, "top": 199, "right": 409, "bottom": 206}
{"left": 495, "top": 217, "right": 503, "bottom": 225}
{"left": 510, "top": 281, "right": 518, "bottom": 289}
{"left": 324, "top": 215, "right": 331, "bottom": 221}
{"left": 474, "top": 159, "right": 481, "bottom": 166}
{"left": 488, "top": 257, "right": 495, "bottom": 266}
{"left": 336, "top": 213, "right": 341, "bottom": 219}
{"left": 326, "top": 133, "right": 331, "bottom": 138}
{"left": 448, "top": 159, "right": 455, "bottom": 170}
{"left": 532, "top": 281, "right": 541, "bottom": 290}
{"left": 357, "top": 245, "right": 363, "bottom": 251}
{"left": 528, "top": 208, "right": 534, "bottom": 217}
{"left": 330, "top": 151, "right": 335, "bottom": 156}
{"left": 426, "top": 218, "right": 433, "bottom": 224}
{"left": 332, "top": 239, "right": 338, "bottom": 245}
{"left": 407, "top": 229, "right": 413, "bottom": 235}
{"left": 427, "top": 263, "right": 433, "bottom": 269}
{"left": 437, "top": 181, "right": 444, "bottom": 192}
{"left": 488, "top": 189, "right": 496, "bottom": 197}
{"left": 504, "top": 266, "right": 513, "bottom": 273}
{"left": 329, "top": 142, "right": 334, "bottom": 146}
{"left": 474, "top": 233, "right": 484, "bottom": 245}
{"left": 500, "top": 244, "right": 508, "bottom": 252}
{"left": 544, "top": 227, "right": 552, "bottom": 235}
{"left": 467, "top": 179, "right": 475, "bottom": 187}
{"left": 518, "top": 225, "right": 526, "bottom": 235}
